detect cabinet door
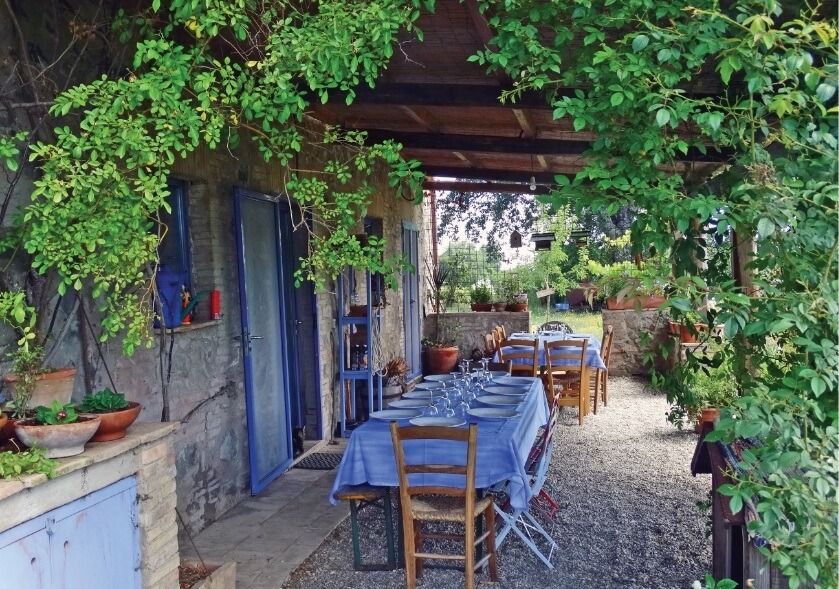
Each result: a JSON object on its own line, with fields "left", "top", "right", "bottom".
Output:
{"left": 0, "top": 527, "right": 52, "bottom": 587}
{"left": 52, "top": 480, "right": 141, "bottom": 589}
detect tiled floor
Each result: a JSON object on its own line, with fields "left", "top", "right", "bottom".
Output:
{"left": 180, "top": 454, "right": 348, "bottom": 589}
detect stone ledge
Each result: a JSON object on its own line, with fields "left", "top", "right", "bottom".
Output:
{"left": 0, "top": 421, "right": 179, "bottom": 502}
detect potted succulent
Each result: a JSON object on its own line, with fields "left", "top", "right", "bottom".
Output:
{"left": 382, "top": 357, "right": 410, "bottom": 402}
{"left": 79, "top": 388, "right": 142, "bottom": 442}
{"left": 506, "top": 293, "right": 529, "bottom": 312}
{"left": 469, "top": 285, "right": 492, "bottom": 312}
{"left": 15, "top": 401, "right": 101, "bottom": 458}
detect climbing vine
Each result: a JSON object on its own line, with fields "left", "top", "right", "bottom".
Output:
{"left": 473, "top": 0, "right": 837, "bottom": 585}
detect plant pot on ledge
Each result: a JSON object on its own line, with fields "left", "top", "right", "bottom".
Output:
{"left": 506, "top": 303, "right": 528, "bottom": 312}
{"left": 423, "top": 346, "right": 459, "bottom": 375}
{"left": 470, "top": 303, "right": 492, "bottom": 312}
{"left": 3, "top": 367, "right": 77, "bottom": 408}
{"left": 492, "top": 302, "right": 506, "bottom": 312}
{"left": 16, "top": 415, "right": 101, "bottom": 458}
{"left": 680, "top": 323, "right": 709, "bottom": 344}
{"left": 85, "top": 402, "right": 142, "bottom": 442}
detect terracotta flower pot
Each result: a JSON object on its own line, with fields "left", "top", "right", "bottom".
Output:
{"left": 423, "top": 346, "right": 459, "bottom": 375}
{"left": 506, "top": 303, "right": 528, "bottom": 312}
{"left": 679, "top": 323, "right": 708, "bottom": 344}
{"left": 15, "top": 415, "right": 101, "bottom": 458}
{"left": 3, "top": 367, "right": 77, "bottom": 408}
{"left": 667, "top": 321, "right": 681, "bottom": 336}
{"left": 695, "top": 407, "right": 721, "bottom": 433}
{"left": 84, "top": 402, "right": 142, "bottom": 442}
{"left": 492, "top": 302, "right": 507, "bottom": 312}
{"left": 470, "top": 303, "right": 492, "bottom": 312}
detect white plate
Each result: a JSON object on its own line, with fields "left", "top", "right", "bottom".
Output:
{"left": 369, "top": 409, "right": 423, "bottom": 421}
{"left": 510, "top": 332, "right": 536, "bottom": 339}
{"left": 487, "top": 370, "right": 509, "bottom": 378}
{"left": 388, "top": 399, "right": 430, "bottom": 409}
{"left": 483, "top": 386, "right": 529, "bottom": 397}
{"left": 423, "top": 374, "right": 456, "bottom": 382}
{"left": 414, "top": 381, "right": 444, "bottom": 390}
{"left": 403, "top": 389, "right": 437, "bottom": 399}
{"left": 493, "top": 376, "right": 536, "bottom": 386}
{"left": 467, "top": 408, "right": 521, "bottom": 420}
{"left": 476, "top": 395, "right": 524, "bottom": 407}
{"left": 408, "top": 416, "right": 466, "bottom": 427}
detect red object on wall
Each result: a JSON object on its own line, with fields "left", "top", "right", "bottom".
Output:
{"left": 210, "top": 290, "right": 221, "bottom": 320}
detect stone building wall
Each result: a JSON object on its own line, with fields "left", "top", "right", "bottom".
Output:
{"left": 602, "top": 308, "right": 670, "bottom": 376}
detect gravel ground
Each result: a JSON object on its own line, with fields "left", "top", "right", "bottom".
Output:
{"left": 285, "top": 377, "right": 711, "bottom": 589}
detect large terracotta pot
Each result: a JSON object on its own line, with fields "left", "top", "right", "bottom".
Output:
{"left": 506, "top": 303, "right": 528, "bottom": 312}
{"left": 3, "top": 367, "right": 77, "bottom": 408}
{"left": 423, "top": 346, "right": 459, "bottom": 375}
{"left": 492, "top": 302, "right": 506, "bottom": 312}
{"left": 16, "top": 415, "right": 101, "bottom": 458}
{"left": 604, "top": 296, "right": 667, "bottom": 310}
{"left": 470, "top": 303, "right": 492, "bottom": 312}
{"left": 85, "top": 402, "right": 142, "bottom": 442}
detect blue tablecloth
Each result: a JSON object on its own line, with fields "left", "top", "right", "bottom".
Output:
{"left": 495, "top": 333, "right": 606, "bottom": 370}
{"left": 330, "top": 378, "right": 550, "bottom": 511}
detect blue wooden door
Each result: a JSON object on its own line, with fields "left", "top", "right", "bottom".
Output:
{"left": 234, "top": 188, "right": 297, "bottom": 494}
{"left": 402, "top": 222, "right": 422, "bottom": 377}
{"left": 0, "top": 476, "right": 140, "bottom": 589}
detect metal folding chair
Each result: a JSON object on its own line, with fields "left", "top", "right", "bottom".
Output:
{"left": 491, "top": 396, "right": 560, "bottom": 568}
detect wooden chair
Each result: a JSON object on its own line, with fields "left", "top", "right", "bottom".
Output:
{"left": 544, "top": 339, "right": 589, "bottom": 425}
{"left": 537, "top": 320, "right": 572, "bottom": 333}
{"left": 390, "top": 422, "right": 498, "bottom": 589}
{"left": 333, "top": 484, "right": 398, "bottom": 571}
{"left": 591, "top": 326, "right": 615, "bottom": 414}
{"left": 485, "top": 360, "right": 512, "bottom": 374}
{"left": 493, "top": 324, "right": 507, "bottom": 341}
{"left": 497, "top": 338, "right": 540, "bottom": 377}
{"left": 482, "top": 333, "right": 496, "bottom": 358}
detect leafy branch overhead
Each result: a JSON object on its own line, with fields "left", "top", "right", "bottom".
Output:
{"left": 13, "top": 0, "right": 429, "bottom": 354}
{"left": 470, "top": 0, "right": 837, "bottom": 585}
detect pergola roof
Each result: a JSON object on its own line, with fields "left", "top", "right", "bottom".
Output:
{"left": 307, "top": 0, "right": 722, "bottom": 193}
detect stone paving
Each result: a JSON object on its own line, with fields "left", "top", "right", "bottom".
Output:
{"left": 179, "top": 447, "right": 348, "bottom": 589}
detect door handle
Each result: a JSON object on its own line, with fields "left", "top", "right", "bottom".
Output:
{"left": 250, "top": 335, "right": 264, "bottom": 340}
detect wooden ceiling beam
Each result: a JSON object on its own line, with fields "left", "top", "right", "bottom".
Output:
{"left": 425, "top": 167, "right": 561, "bottom": 183}
{"left": 512, "top": 108, "right": 537, "bottom": 138}
{"left": 537, "top": 155, "right": 549, "bottom": 171}
{"left": 399, "top": 105, "right": 440, "bottom": 133}
{"left": 452, "top": 151, "right": 481, "bottom": 167}
{"left": 371, "top": 130, "right": 729, "bottom": 162}
{"left": 424, "top": 180, "right": 551, "bottom": 195}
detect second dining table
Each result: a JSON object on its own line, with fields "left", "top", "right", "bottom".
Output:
{"left": 495, "top": 332, "right": 607, "bottom": 371}
{"left": 330, "top": 376, "right": 550, "bottom": 512}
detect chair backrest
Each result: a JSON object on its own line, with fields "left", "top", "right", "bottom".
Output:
{"left": 485, "top": 360, "right": 512, "bottom": 374}
{"left": 390, "top": 422, "right": 478, "bottom": 504}
{"left": 496, "top": 325, "right": 507, "bottom": 340}
{"left": 601, "top": 326, "right": 615, "bottom": 368}
{"left": 482, "top": 333, "right": 496, "bottom": 357}
{"left": 544, "top": 338, "right": 588, "bottom": 376}
{"left": 538, "top": 321, "right": 572, "bottom": 333}
{"left": 497, "top": 339, "right": 539, "bottom": 376}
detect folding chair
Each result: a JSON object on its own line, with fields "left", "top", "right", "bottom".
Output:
{"left": 491, "top": 395, "right": 561, "bottom": 568}
{"left": 390, "top": 422, "right": 498, "bottom": 589}
{"left": 498, "top": 338, "right": 540, "bottom": 377}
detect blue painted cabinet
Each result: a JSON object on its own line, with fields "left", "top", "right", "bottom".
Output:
{"left": 0, "top": 477, "right": 141, "bottom": 589}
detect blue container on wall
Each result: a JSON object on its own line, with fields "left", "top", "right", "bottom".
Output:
{"left": 156, "top": 266, "right": 183, "bottom": 329}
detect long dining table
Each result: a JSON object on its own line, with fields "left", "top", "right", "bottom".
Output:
{"left": 330, "top": 377, "right": 550, "bottom": 512}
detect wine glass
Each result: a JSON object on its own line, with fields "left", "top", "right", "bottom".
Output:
{"left": 425, "top": 387, "right": 439, "bottom": 416}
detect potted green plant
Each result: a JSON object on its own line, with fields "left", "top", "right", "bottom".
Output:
{"left": 421, "top": 338, "right": 459, "bottom": 375}
{"left": 592, "top": 263, "right": 667, "bottom": 310}
{"left": 78, "top": 388, "right": 142, "bottom": 442}
{"left": 15, "top": 401, "right": 101, "bottom": 458}
{"left": 469, "top": 285, "right": 492, "bottom": 312}
{"left": 382, "top": 357, "right": 410, "bottom": 402}
{"left": 506, "top": 293, "right": 529, "bottom": 312}
{"left": 677, "top": 310, "right": 710, "bottom": 344}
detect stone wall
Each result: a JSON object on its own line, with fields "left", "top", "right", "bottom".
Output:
{"left": 422, "top": 312, "right": 531, "bottom": 360}
{"left": 0, "top": 423, "right": 180, "bottom": 589}
{"left": 602, "top": 309, "right": 670, "bottom": 376}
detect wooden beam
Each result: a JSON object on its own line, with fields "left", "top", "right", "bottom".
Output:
{"left": 370, "top": 130, "right": 729, "bottom": 162}
{"left": 424, "top": 180, "right": 551, "bottom": 195}
{"left": 512, "top": 109, "right": 537, "bottom": 138}
{"left": 424, "top": 167, "right": 560, "bottom": 183}
{"left": 332, "top": 83, "right": 557, "bottom": 110}
{"left": 399, "top": 105, "right": 440, "bottom": 133}
{"left": 536, "top": 155, "right": 549, "bottom": 171}
{"left": 452, "top": 151, "right": 480, "bottom": 167}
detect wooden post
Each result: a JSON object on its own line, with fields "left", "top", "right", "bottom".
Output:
{"left": 731, "top": 230, "right": 756, "bottom": 294}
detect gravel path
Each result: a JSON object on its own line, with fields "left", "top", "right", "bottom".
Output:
{"left": 285, "top": 377, "right": 711, "bottom": 589}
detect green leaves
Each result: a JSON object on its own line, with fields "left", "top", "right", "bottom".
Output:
{"left": 632, "top": 34, "right": 649, "bottom": 52}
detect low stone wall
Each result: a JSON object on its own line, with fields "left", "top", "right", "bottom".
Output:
{"left": 423, "top": 312, "right": 531, "bottom": 360}
{"left": 0, "top": 423, "right": 180, "bottom": 589}
{"left": 602, "top": 309, "right": 669, "bottom": 377}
